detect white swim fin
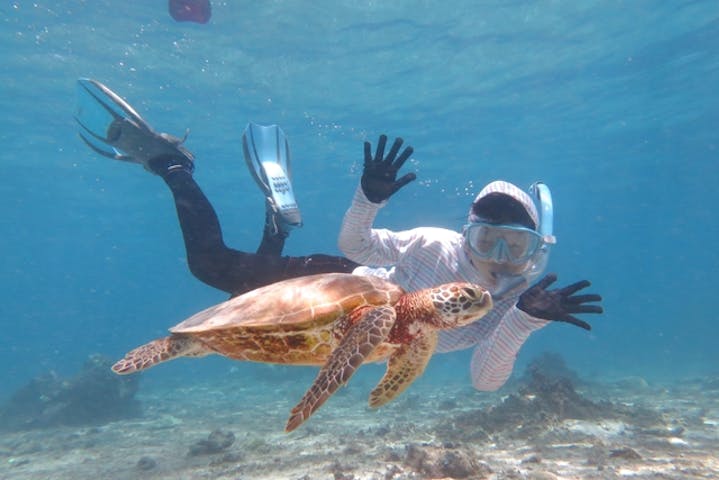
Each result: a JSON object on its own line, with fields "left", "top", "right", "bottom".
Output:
{"left": 242, "top": 123, "right": 302, "bottom": 231}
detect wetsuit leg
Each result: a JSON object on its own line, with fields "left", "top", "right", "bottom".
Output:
{"left": 160, "top": 170, "right": 359, "bottom": 297}
{"left": 256, "top": 206, "right": 287, "bottom": 256}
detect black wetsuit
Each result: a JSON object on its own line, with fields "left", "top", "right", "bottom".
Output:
{"left": 161, "top": 169, "right": 359, "bottom": 297}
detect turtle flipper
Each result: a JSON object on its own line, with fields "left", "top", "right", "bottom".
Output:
{"left": 285, "top": 306, "right": 396, "bottom": 432}
{"left": 112, "top": 334, "right": 209, "bottom": 374}
{"left": 368, "top": 331, "right": 438, "bottom": 408}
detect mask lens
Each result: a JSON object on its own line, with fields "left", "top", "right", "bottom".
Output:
{"left": 465, "top": 223, "right": 542, "bottom": 264}
{"left": 467, "top": 224, "right": 496, "bottom": 255}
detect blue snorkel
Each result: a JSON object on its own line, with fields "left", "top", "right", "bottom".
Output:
{"left": 522, "top": 182, "right": 556, "bottom": 284}
{"left": 529, "top": 182, "right": 556, "bottom": 246}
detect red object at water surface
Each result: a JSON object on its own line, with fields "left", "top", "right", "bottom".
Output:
{"left": 169, "top": 0, "right": 211, "bottom": 24}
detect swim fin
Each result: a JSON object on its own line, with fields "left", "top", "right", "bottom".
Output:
{"left": 75, "top": 78, "right": 193, "bottom": 171}
{"left": 242, "top": 123, "right": 302, "bottom": 232}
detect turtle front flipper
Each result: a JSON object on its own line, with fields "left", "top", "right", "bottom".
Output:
{"left": 285, "top": 306, "right": 396, "bottom": 432}
{"left": 112, "top": 334, "right": 210, "bottom": 374}
{"left": 368, "top": 331, "right": 438, "bottom": 408}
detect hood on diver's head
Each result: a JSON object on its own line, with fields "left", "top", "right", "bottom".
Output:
{"left": 468, "top": 180, "right": 538, "bottom": 229}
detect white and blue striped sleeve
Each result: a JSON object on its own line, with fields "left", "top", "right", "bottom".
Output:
{"left": 469, "top": 306, "right": 549, "bottom": 391}
{"left": 338, "top": 185, "right": 405, "bottom": 266}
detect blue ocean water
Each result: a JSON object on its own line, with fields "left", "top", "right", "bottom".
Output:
{"left": 0, "top": 0, "right": 717, "bottom": 406}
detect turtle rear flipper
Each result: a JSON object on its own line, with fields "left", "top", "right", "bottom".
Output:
{"left": 112, "top": 334, "right": 209, "bottom": 374}
{"left": 285, "top": 306, "right": 396, "bottom": 432}
{"left": 368, "top": 331, "right": 437, "bottom": 408}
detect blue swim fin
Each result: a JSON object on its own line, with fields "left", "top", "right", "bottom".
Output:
{"left": 242, "top": 123, "right": 302, "bottom": 231}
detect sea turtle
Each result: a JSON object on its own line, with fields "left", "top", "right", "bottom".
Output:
{"left": 112, "top": 273, "right": 492, "bottom": 431}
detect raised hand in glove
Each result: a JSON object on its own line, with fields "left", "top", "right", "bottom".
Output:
{"left": 517, "top": 273, "right": 603, "bottom": 330}
{"left": 361, "top": 134, "right": 417, "bottom": 203}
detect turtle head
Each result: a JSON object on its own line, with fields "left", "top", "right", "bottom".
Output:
{"left": 430, "top": 283, "right": 493, "bottom": 329}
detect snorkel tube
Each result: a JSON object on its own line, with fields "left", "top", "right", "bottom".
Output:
{"left": 523, "top": 182, "right": 556, "bottom": 284}
{"left": 530, "top": 182, "right": 556, "bottom": 244}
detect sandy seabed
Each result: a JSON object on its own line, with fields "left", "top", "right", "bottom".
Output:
{"left": 1, "top": 371, "right": 718, "bottom": 480}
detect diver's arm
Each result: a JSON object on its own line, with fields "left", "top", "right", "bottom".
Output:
{"left": 338, "top": 185, "right": 381, "bottom": 260}
{"left": 338, "top": 186, "right": 401, "bottom": 266}
{"left": 469, "top": 307, "right": 548, "bottom": 391}
{"left": 339, "top": 134, "right": 416, "bottom": 265}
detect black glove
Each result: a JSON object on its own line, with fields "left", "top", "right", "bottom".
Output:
{"left": 361, "top": 134, "right": 417, "bottom": 203}
{"left": 517, "top": 273, "right": 603, "bottom": 330}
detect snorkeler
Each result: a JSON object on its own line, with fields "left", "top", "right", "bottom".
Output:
{"left": 75, "top": 78, "right": 602, "bottom": 391}
{"left": 338, "top": 135, "right": 603, "bottom": 390}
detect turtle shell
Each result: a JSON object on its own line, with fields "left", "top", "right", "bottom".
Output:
{"left": 169, "top": 273, "right": 405, "bottom": 365}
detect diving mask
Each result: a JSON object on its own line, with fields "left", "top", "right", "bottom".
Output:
{"left": 463, "top": 222, "right": 547, "bottom": 265}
